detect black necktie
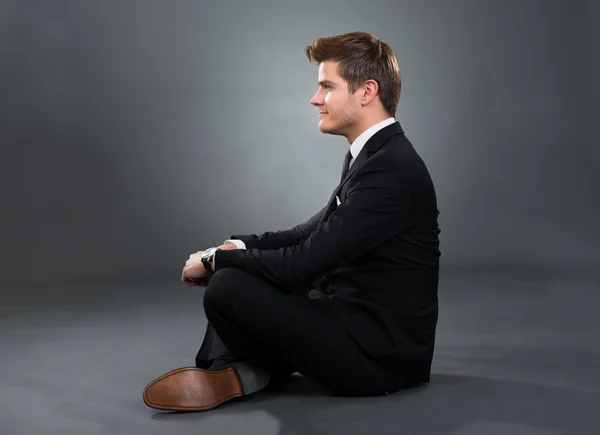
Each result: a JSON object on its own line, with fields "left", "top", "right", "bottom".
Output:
{"left": 340, "top": 150, "right": 352, "bottom": 182}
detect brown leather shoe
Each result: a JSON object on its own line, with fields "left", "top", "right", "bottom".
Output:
{"left": 143, "top": 366, "right": 244, "bottom": 411}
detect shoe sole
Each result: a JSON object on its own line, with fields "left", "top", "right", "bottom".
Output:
{"left": 143, "top": 366, "right": 244, "bottom": 412}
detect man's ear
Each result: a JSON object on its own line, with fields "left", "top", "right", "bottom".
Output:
{"left": 361, "top": 79, "right": 379, "bottom": 105}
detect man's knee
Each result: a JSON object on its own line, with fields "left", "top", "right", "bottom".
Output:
{"left": 203, "top": 268, "right": 246, "bottom": 313}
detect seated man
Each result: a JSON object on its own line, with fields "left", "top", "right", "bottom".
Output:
{"left": 143, "top": 31, "right": 441, "bottom": 412}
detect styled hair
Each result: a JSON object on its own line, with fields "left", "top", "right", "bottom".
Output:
{"left": 305, "top": 32, "right": 401, "bottom": 117}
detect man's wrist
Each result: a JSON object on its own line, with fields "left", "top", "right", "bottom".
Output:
{"left": 209, "top": 248, "right": 219, "bottom": 273}
{"left": 201, "top": 247, "right": 219, "bottom": 275}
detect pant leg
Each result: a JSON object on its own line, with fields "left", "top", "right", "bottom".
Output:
{"left": 204, "top": 268, "right": 405, "bottom": 397}
{"left": 195, "top": 322, "right": 232, "bottom": 368}
{"left": 195, "top": 320, "right": 296, "bottom": 379}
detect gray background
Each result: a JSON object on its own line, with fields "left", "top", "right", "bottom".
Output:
{"left": 1, "top": 2, "right": 599, "bottom": 435}
{"left": 1, "top": 0, "right": 598, "bottom": 285}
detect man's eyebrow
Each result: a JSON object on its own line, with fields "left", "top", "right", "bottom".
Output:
{"left": 317, "top": 80, "right": 335, "bottom": 86}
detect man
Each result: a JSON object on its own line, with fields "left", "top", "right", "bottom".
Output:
{"left": 143, "top": 31, "right": 441, "bottom": 412}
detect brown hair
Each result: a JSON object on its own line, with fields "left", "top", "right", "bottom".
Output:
{"left": 305, "top": 32, "right": 401, "bottom": 117}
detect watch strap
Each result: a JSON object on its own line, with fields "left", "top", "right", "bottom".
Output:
{"left": 201, "top": 248, "right": 218, "bottom": 275}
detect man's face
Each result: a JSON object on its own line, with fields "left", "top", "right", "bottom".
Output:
{"left": 310, "top": 61, "right": 361, "bottom": 139}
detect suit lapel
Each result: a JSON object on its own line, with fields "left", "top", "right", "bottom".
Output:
{"left": 318, "top": 121, "right": 404, "bottom": 225}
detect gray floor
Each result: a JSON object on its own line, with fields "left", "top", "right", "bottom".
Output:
{"left": 1, "top": 269, "right": 599, "bottom": 435}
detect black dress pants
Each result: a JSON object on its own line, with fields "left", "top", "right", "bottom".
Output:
{"left": 195, "top": 268, "right": 405, "bottom": 397}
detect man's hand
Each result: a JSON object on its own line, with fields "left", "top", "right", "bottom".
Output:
{"left": 181, "top": 251, "right": 209, "bottom": 286}
{"left": 181, "top": 242, "right": 238, "bottom": 286}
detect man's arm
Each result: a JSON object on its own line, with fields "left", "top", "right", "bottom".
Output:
{"left": 221, "top": 205, "right": 328, "bottom": 250}
{"left": 213, "top": 155, "right": 410, "bottom": 286}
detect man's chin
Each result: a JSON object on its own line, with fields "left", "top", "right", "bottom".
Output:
{"left": 318, "top": 123, "right": 339, "bottom": 136}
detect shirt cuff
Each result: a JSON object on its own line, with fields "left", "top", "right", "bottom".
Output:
{"left": 224, "top": 239, "right": 246, "bottom": 250}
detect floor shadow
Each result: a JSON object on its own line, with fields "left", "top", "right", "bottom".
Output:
{"left": 151, "top": 373, "right": 600, "bottom": 435}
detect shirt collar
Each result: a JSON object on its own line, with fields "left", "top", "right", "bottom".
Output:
{"left": 349, "top": 117, "right": 396, "bottom": 160}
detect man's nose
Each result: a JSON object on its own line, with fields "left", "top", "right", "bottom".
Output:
{"left": 310, "top": 91, "right": 323, "bottom": 107}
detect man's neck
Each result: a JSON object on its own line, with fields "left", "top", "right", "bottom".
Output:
{"left": 347, "top": 115, "right": 394, "bottom": 145}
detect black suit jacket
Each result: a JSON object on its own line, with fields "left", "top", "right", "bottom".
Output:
{"left": 215, "top": 121, "right": 441, "bottom": 384}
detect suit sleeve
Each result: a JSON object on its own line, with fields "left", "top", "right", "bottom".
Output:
{"left": 214, "top": 159, "right": 410, "bottom": 286}
{"left": 225, "top": 205, "right": 327, "bottom": 250}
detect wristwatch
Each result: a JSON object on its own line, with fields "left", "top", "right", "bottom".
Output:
{"left": 201, "top": 247, "right": 219, "bottom": 275}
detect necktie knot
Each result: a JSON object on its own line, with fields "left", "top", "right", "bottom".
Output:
{"left": 340, "top": 150, "right": 353, "bottom": 182}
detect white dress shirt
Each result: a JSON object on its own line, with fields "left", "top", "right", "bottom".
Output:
{"left": 224, "top": 117, "right": 397, "bottom": 250}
